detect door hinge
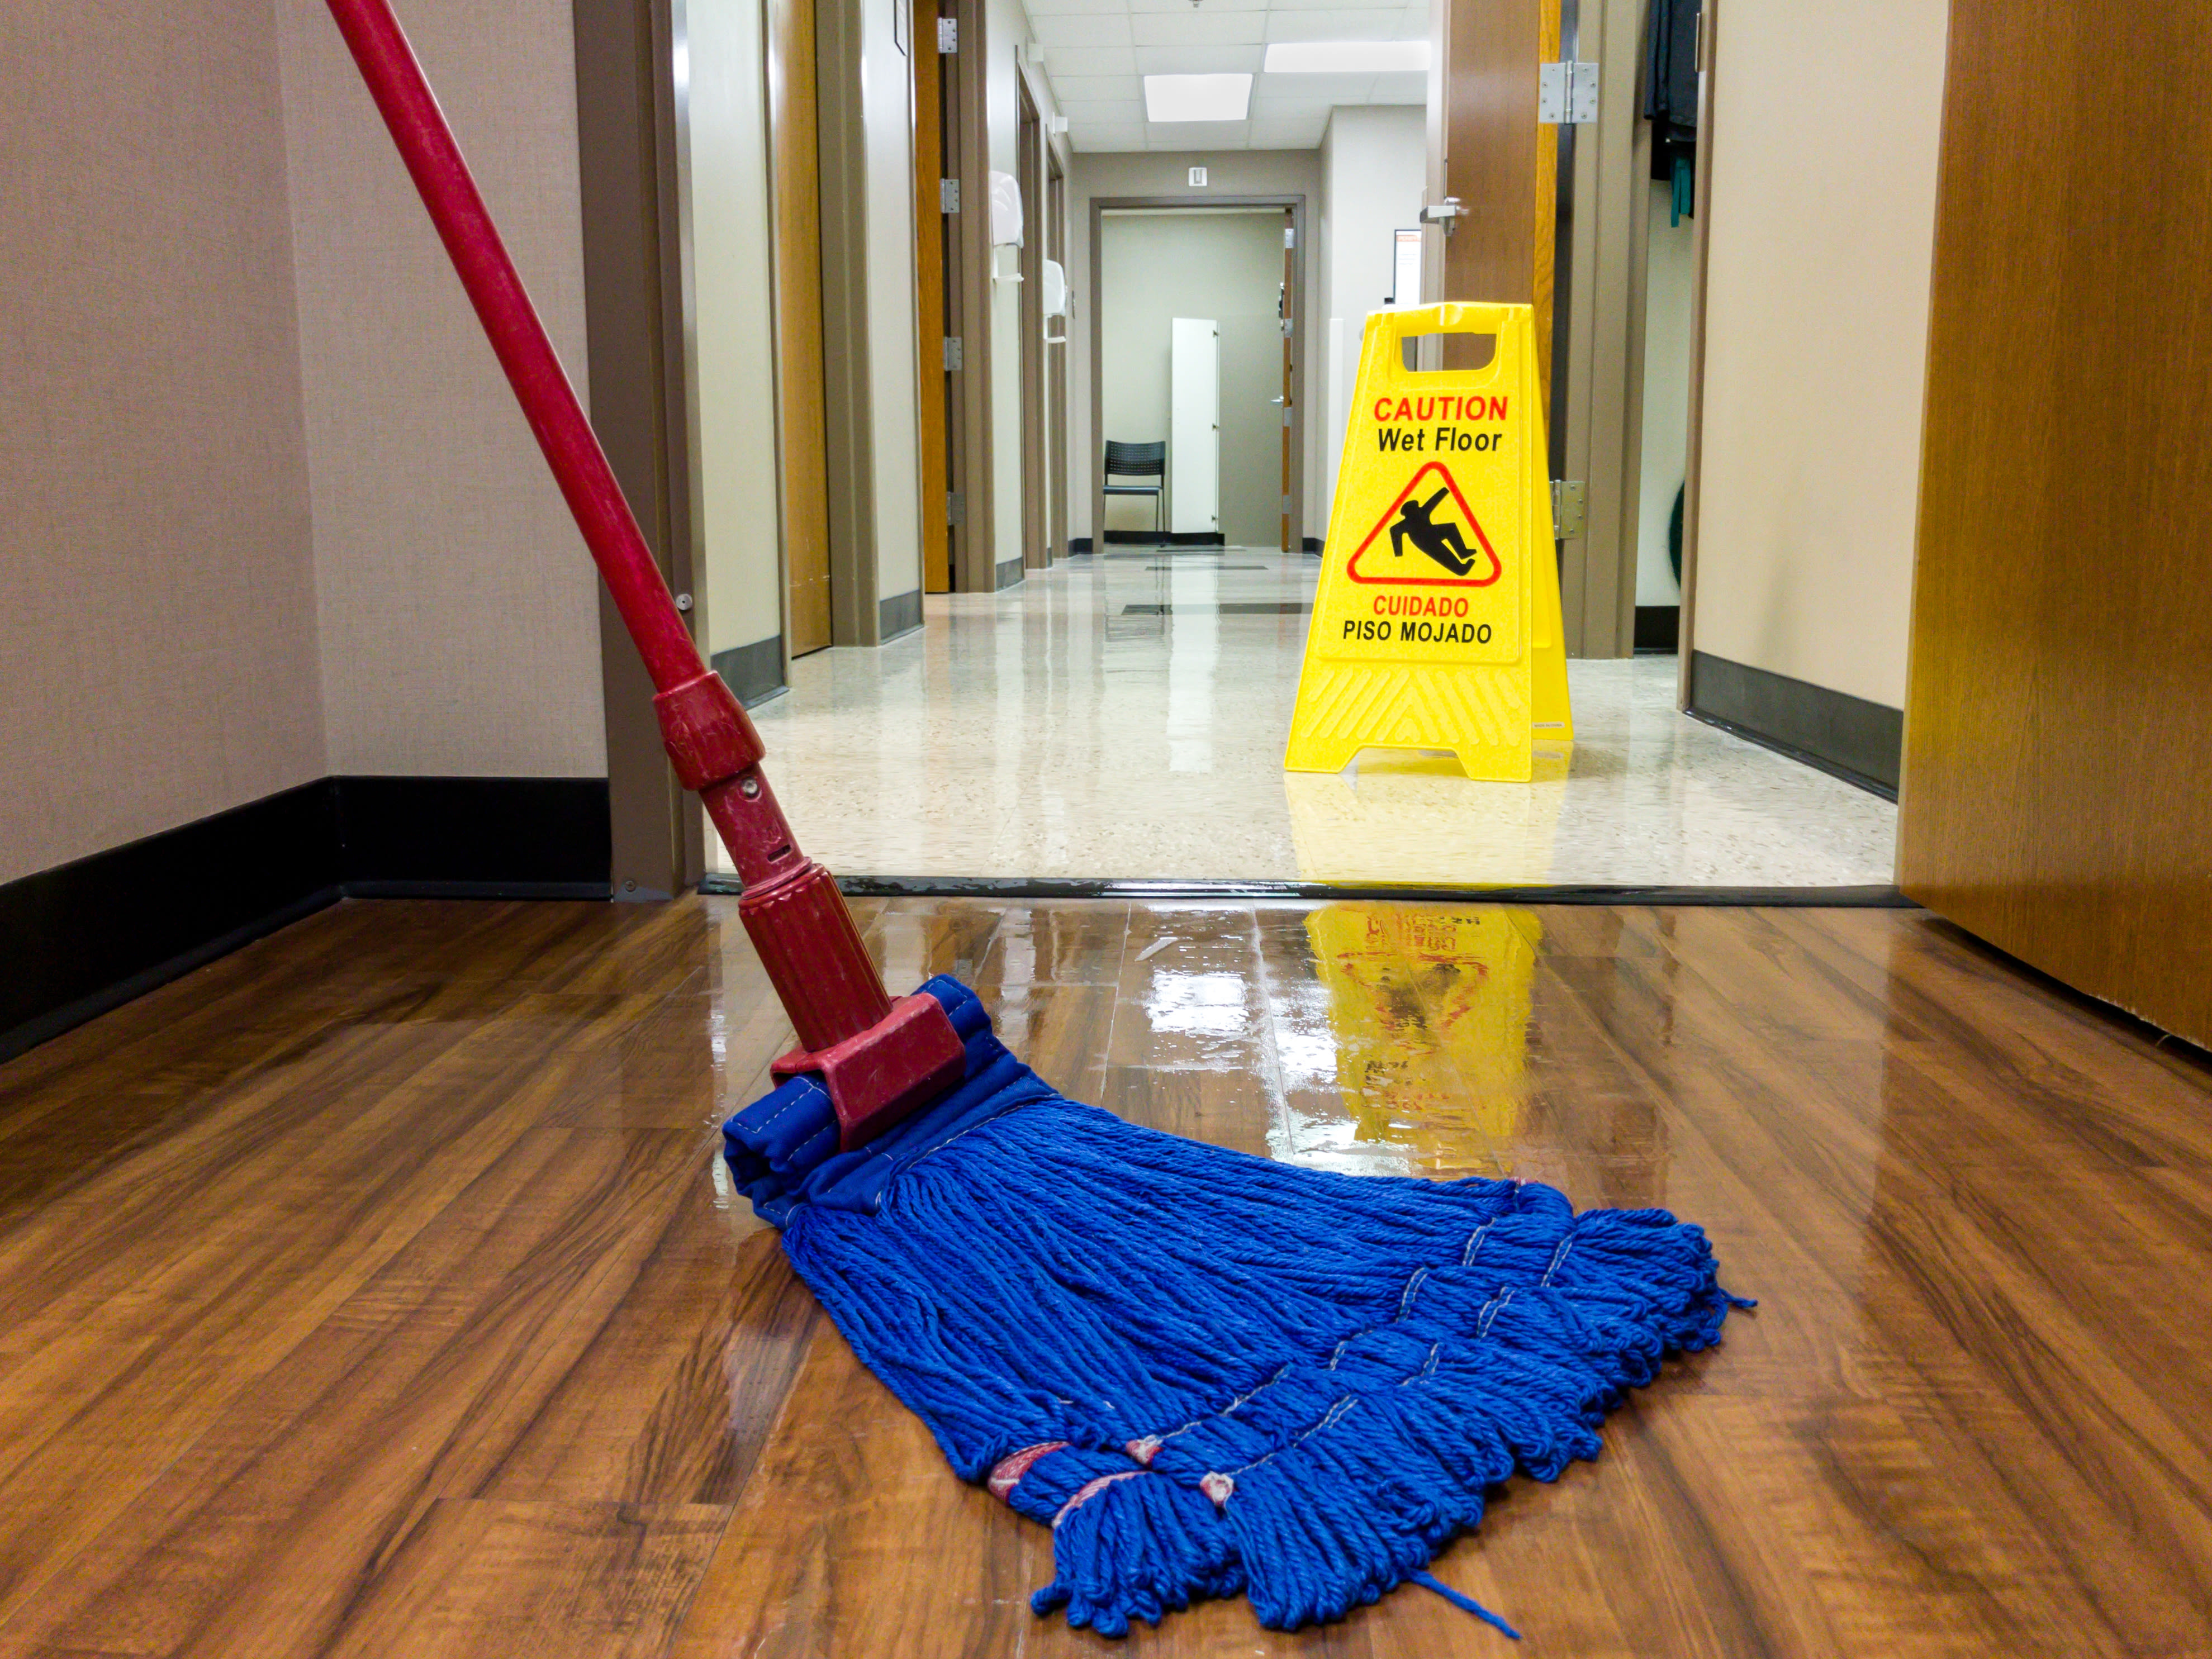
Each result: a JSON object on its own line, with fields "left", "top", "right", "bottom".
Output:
{"left": 1282, "top": 406, "right": 1293, "bottom": 428}
{"left": 940, "top": 177, "right": 960, "bottom": 213}
{"left": 947, "top": 488, "right": 965, "bottom": 526}
{"left": 943, "top": 335, "right": 962, "bottom": 372}
{"left": 1551, "top": 479, "right": 1587, "bottom": 538}
{"left": 1283, "top": 226, "right": 1295, "bottom": 249}
{"left": 937, "top": 16, "right": 957, "bottom": 53}
{"left": 1539, "top": 61, "right": 1599, "bottom": 125}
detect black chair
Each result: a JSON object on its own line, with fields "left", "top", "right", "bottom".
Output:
{"left": 1103, "top": 440, "right": 1166, "bottom": 541}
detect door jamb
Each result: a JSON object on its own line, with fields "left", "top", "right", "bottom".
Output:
{"left": 1088, "top": 195, "right": 1310, "bottom": 555}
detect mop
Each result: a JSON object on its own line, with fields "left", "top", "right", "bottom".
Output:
{"left": 325, "top": 0, "right": 1748, "bottom": 1637}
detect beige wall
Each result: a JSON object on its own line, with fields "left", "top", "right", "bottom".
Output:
{"left": 1066, "top": 149, "right": 1326, "bottom": 543}
{"left": 688, "top": 0, "right": 786, "bottom": 660}
{"left": 277, "top": 0, "right": 607, "bottom": 776}
{"left": 0, "top": 0, "right": 324, "bottom": 884}
{"left": 1099, "top": 212, "right": 1291, "bottom": 546}
{"left": 1691, "top": 0, "right": 1949, "bottom": 707}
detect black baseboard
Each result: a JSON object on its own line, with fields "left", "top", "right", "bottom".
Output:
{"left": 701, "top": 872, "right": 1913, "bottom": 906}
{"left": 879, "top": 588, "right": 923, "bottom": 641}
{"left": 1688, "top": 650, "right": 1902, "bottom": 798}
{"left": 995, "top": 558, "right": 1025, "bottom": 589}
{"left": 711, "top": 636, "right": 785, "bottom": 708}
{"left": 1302, "top": 536, "right": 1322, "bottom": 554}
{"left": 1103, "top": 530, "right": 1225, "bottom": 547}
{"left": 1070, "top": 535, "right": 1093, "bottom": 554}
{"left": 2, "top": 774, "right": 613, "bottom": 1062}
{"left": 1634, "top": 605, "right": 1680, "bottom": 651}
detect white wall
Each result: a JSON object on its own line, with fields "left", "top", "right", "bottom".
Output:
{"left": 1691, "top": 0, "right": 1949, "bottom": 707}
{"left": 1317, "top": 104, "right": 1426, "bottom": 533}
{"left": 277, "top": 0, "right": 607, "bottom": 777}
{"left": 1066, "top": 149, "right": 1327, "bottom": 544}
{"left": 1636, "top": 180, "right": 1692, "bottom": 606}
{"left": 1099, "top": 212, "right": 1292, "bottom": 545}
{"left": 687, "top": 0, "right": 784, "bottom": 661}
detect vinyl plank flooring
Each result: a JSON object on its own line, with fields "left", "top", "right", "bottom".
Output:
{"left": 2, "top": 896, "right": 2210, "bottom": 1657}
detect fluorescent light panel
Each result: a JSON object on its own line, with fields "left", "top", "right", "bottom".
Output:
{"left": 1143, "top": 73, "right": 1252, "bottom": 122}
{"left": 1264, "top": 40, "right": 1430, "bottom": 74}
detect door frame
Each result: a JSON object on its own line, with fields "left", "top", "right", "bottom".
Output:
{"left": 1016, "top": 79, "right": 1047, "bottom": 569}
{"left": 1088, "top": 194, "right": 1310, "bottom": 555}
{"left": 1046, "top": 153, "right": 1069, "bottom": 561}
{"left": 573, "top": 0, "right": 704, "bottom": 897}
{"left": 943, "top": 0, "right": 995, "bottom": 589}
{"left": 1675, "top": 0, "right": 1718, "bottom": 706}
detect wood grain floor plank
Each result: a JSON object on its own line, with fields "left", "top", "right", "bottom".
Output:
{"left": 3, "top": 897, "right": 2211, "bottom": 1656}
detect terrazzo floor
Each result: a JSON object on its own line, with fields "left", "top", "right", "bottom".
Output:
{"left": 718, "top": 549, "right": 1897, "bottom": 886}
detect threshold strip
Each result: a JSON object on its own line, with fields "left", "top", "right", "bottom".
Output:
{"left": 697, "top": 874, "right": 1913, "bottom": 907}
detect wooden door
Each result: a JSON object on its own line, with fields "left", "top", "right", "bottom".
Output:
{"left": 1280, "top": 213, "right": 1293, "bottom": 550}
{"left": 912, "top": 1, "right": 950, "bottom": 592}
{"left": 1046, "top": 159, "right": 1068, "bottom": 562}
{"left": 1899, "top": 0, "right": 2212, "bottom": 1049}
{"left": 765, "top": 0, "right": 830, "bottom": 652}
{"left": 1428, "top": 0, "right": 1560, "bottom": 395}
{"left": 1017, "top": 83, "right": 1046, "bottom": 569}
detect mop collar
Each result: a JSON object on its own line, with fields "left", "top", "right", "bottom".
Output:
{"left": 723, "top": 976, "right": 1751, "bottom": 1639}
{"left": 724, "top": 977, "right": 1038, "bottom": 1221}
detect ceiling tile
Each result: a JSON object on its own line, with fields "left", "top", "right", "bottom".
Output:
{"left": 1056, "top": 98, "right": 1150, "bottom": 126}
{"left": 1248, "top": 112, "right": 1329, "bottom": 149}
{"left": 1021, "top": 0, "right": 1131, "bottom": 12}
{"left": 1128, "top": 0, "right": 1268, "bottom": 9}
{"left": 1249, "top": 71, "right": 1375, "bottom": 108}
{"left": 1262, "top": 8, "right": 1417, "bottom": 41}
{"left": 1045, "top": 73, "right": 1145, "bottom": 100}
{"left": 1071, "top": 121, "right": 1150, "bottom": 151}
{"left": 1130, "top": 9, "right": 1265, "bottom": 45}
{"left": 1031, "top": 12, "right": 1135, "bottom": 46}
{"left": 1147, "top": 120, "right": 1249, "bottom": 149}
{"left": 1263, "top": 0, "right": 1404, "bottom": 10}
{"left": 1132, "top": 43, "right": 1264, "bottom": 72}
{"left": 1395, "top": 2, "right": 1430, "bottom": 36}
{"left": 1367, "top": 69, "right": 1427, "bottom": 102}
{"left": 1040, "top": 44, "right": 1140, "bottom": 74}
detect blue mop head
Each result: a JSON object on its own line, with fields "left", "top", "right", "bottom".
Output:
{"left": 724, "top": 976, "right": 1747, "bottom": 1638}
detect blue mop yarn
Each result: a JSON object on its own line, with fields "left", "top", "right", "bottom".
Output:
{"left": 724, "top": 976, "right": 1749, "bottom": 1638}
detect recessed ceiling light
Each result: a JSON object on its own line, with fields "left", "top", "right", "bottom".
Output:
{"left": 1143, "top": 73, "right": 1254, "bottom": 123}
{"left": 1264, "top": 41, "right": 1430, "bottom": 74}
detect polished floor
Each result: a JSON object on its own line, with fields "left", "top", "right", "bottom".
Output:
{"left": 727, "top": 550, "right": 1898, "bottom": 886}
{"left": 3, "top": 895, "right": 2209, "bottom": 1655}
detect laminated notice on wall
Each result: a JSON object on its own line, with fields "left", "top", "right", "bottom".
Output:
{"left": 1285, "top": 303, "right": 1572, "bottom": 781}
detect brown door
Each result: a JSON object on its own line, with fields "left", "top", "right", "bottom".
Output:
{"left": 912, "top": 1, "right": 951, "bottom": 593}
{"left": 1428, "top": 0, "right": 1560, "bottom": 394}
{"left": 1046, "top": 158, "right": 1068, "bottom": 562}
{"left": 765, "top": 0, "right": 831, "bottom": 651}
{"left": 1017, "top": 83, "right": 1046, "bottom": 569}
{"left": 1899, "top": 0, "right": 2212, "bottom": 1050}
{"left": 1280, "top": 211, "right": 1294, "bottom": 552}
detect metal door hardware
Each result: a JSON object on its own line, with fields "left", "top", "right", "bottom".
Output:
{"left": 1539, "top": 61, "right": 1599, "bottom": 124}
{"left": 1551, "top": 479, "right": 1587, "bottom": 538}
{"left": 940, "top": 177, "right": 959, "bottom": 213}
{"left": 1420, "top": 197, "right": 1464, "bottom": 236}
{"left": 937, "top": 16, "right": 956, "bottom": 53}
{"left": 943, "top": 336, "right": 962, "bottom": 372}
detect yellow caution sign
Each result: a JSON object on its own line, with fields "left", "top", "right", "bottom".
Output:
{"left": 1286, "top": 303, "right": 1572, "bottom": 780}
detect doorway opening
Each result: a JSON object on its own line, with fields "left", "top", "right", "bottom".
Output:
{"left": 1090, "top": 201, "right": 1307, "bottom": 555}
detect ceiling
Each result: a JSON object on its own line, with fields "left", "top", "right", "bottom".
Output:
{"left": 1025, "top": 0, "right": 1430, "bottom": 153}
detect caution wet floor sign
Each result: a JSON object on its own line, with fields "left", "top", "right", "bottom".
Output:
{"left": 1285, "top": 303, "right": 1571, "bottom": 781}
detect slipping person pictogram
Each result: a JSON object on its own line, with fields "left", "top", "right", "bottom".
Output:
{"left": 1389, "top": 488, "right": 1480, "bottom": 576}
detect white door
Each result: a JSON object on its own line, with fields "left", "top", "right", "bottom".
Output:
{"left": 1169, "top": 317, "right": 1220, "bottom": 536}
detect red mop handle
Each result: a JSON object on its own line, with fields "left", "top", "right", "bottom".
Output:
{"left": 323, "top": 0, "right": 962, "bottom": 1132}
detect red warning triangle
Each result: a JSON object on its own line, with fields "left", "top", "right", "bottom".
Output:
{"left": 1346, "top": 460, "right": 1502, "bottom": 587}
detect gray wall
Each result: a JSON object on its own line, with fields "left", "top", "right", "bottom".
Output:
{"left": 1099, "top": 211, "right": 1291, "bottom": 546}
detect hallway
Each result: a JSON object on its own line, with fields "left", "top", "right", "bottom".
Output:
{"left": 727, "top": 552, "right": 1896, "bottom": 887}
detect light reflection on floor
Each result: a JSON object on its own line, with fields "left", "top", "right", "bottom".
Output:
{"left": 719, "top": 550, "right": 1895, "bottom": 885}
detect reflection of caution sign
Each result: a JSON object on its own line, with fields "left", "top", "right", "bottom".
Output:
{"left": 1285, "top": 303, "right": 1572, "bottom": 782}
